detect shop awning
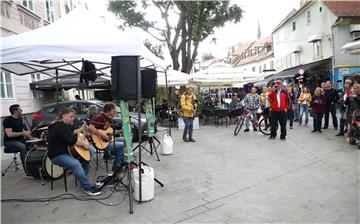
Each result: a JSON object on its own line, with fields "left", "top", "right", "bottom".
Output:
{"left": 274, "top": 58, "right": 331, "bottom": 79}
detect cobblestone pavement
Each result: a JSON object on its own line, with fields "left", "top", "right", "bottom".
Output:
{"left": 1, "top": 123, "right": 359, "bottom": 223}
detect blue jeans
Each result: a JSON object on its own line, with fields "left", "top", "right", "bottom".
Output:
{"left": 299, "top": 104, "right": 309, "bottom": 125}
{"left": 105, "top": 137, "right": 124, "bottom": 168}
{"left": 52, "top": 154, "right": 92, "bottom": 190}
{"left": 183, "top": 117, "right": 194, "bottom": 139}
{"left": 245, "top": 111, "right": 257, "bottom": 129}
{"left": 4, "top": 140, "right": 27, "bottom": 169}
{"left": 83, "top": 146, "right": 95, "bottom": 175}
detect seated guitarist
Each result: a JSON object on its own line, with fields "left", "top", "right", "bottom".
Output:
{"left": 88, "top": 102, "right": 125, "bottom": 171}
{"left": 47, "top": 107, "right": 100, "bottom": 196}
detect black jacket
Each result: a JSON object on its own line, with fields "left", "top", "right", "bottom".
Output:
{"left": 47, "top": 121, "right": 77, "bottom": 160}
{"left": 345, "top": 95, "right": 360, "bottom": 117}
{"left": 324, "top": 88, "right": 339, "bottom": 105}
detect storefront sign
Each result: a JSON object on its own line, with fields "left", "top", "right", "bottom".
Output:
{"left": 339, "top": 68, "right": 349, "bottom": 75}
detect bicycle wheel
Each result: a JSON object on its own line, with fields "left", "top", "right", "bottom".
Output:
{"left": 234, "top": 116, "right": 245, "bottom": 136}
{"left": 259, "top": 117, "right": 271, "bottom": 135}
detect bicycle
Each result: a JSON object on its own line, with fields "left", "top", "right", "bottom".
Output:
{"left": 233, "top": 107, "right": 271, "bottom": 136}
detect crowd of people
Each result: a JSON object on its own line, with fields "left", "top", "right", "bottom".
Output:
{"left": 197, "top": 78, "right": 360, "bottom": 146}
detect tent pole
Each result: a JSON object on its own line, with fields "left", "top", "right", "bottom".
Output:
{"left": 164, "top": 70, "right": 171, "bottom": 136}
{"left": 56, "top": 68, "right": 59, "bottom": 112}
{"left": 137, "top": 56, "right": 142, "bottom": 204}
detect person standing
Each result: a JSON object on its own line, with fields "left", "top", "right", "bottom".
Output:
{"left": 337, "top": 79, "right": 353, "bottom": 136}
{"left": 298, "top": 87, "right": 312, "bottom": 126}
{"left": 323, "top": 81, "right": 339, "bottom": 130}
{"left": 293, "top": 85, "right": 300, "bottom": 122}
{"left": 243, "top": 87, "right": 260, "bottom": 132}
{"left": 311, "top": 87, "right": 327, "bottom": 133}
{"left": 3, "top": 104, "right": 31, "bottom": 172}
{"left": 260, "top": 86, "right": 270, "bottom": 130}
{"left": 181, "top": 87, "right": 197, "bottom": 142}
{"left": 268, "top": 80, "right": 289, "bottom": 140}
{"left": 345, "top": 84, "right": 360, "bottom": 145}
{"left": 287, "top": 86, "right": 296, "bottom": 129}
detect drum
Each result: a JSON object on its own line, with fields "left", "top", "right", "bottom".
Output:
{"left": 26, "top": 138, "right": 46, "bottom": 151}
{"left": 24, "top": 148, "right": 64, "bottom": 180}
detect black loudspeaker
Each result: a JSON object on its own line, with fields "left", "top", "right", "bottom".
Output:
{"left": 141, "top": 69, "right": 157, "bottom": 99}
{"left": 111, "top": 56, "right": 139, "bottom": 100}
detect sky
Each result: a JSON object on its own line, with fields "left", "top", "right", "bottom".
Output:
{"left": 86, "top": 0, "right": 300, "bottom": 61}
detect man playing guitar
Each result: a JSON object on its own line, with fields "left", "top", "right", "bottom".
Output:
{"left": 47, "top": 107, "right": 100, "bottom": 196}
{"left": 88, "top": 102, "right": 125, "bottom": 171}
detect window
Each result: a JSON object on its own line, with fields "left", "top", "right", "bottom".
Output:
{"left": 270, "top": 61, "right": 274, "bottom": 69}
{"left": 263, "top": 63, "right": 267, "bottom": 71}
{"left": 313, "top": 40, "right": 321, "bottom": 58}
{"left": 306, "top": 11, "right": 311, "bottom": 26}
{"left": 252, "top": 67, "right": 256, "bottom": 72}
{"left": 31, "top": 73, "right": 44, "bottom": 98}
{"left": 292, "top": 21, "right": 296, "bottom": 31}
{"left": 259, "top": 65, "right": 262, "bottom": 73}
{"left": 0, "top": 71, "right": 14, "bottom": 99}
{"left": 22, "top": 0, "right": 34, "bottom": 11}
{"left": 45, "top": 0, "right": 55, "bottom": 23}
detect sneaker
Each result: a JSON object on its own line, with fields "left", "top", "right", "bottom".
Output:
{"left": 244, "top": 128, "right": 250, "bottom": 132}
{"left": 322, "top": 126, "right": 328, "bottom": 129}
{"left": 84, "top": 186, "right": 101, "bottom": 196}
{"left": 280, "top": 137, "right": 286, "bottom": 141}
{"left": 189, "top": 138, "right": 196, "bottom": 142}
{"left": 253, "top": 127, "right": 258, "bottom": 131}
{"left": 183, "top": 137, "right": 189, "bottom": 142}
{"left": 349, "top": 138, "right": 356, "bottom": 145}
{"left": 311, "top": 130, "right": 317, "bottom": 133}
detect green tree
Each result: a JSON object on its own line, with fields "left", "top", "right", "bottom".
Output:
{"left": 108, "top": 1, "right": 242, "bottom": 74}
{"left": 201, "top": 52, "right": 214, "bottom": 61}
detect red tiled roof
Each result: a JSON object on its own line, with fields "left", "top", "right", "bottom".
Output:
{"left": 323, "top": 0, "right": 360, "bottom": 17}
{"left": 233, "top": 36, "right": 273, "bottom": 67}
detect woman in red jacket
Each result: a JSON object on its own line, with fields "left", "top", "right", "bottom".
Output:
{"left": 268, "top": 80, "right": 290, "bottom": 140}
{"left": 311, "top": 87, "right": 327, "bottom": 133}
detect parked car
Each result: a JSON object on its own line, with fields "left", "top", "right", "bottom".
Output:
{"left": 31, "top": 100, "right": 147, "bottom": 142}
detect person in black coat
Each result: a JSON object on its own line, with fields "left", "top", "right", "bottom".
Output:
{"left": 323, "top": 81, "right": 339, "bottom": 130}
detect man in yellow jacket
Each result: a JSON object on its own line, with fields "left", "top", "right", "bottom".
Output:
{"left": 181, "top": 87, "right": 197, "bottom": 142}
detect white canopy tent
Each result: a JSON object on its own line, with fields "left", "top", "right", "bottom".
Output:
{"left": 0, "top": 8, "right": 170, "bottom": 77}
{"left": 190, "top": 62, "right": 264, "bottom": 87}
{"left": 157, "top": 70, "right": 190, "bottom": 87}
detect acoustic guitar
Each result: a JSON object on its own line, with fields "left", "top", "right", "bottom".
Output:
{"left": 91, "top": 127, "right": 114, "bottom": 150}
{"left": 68, "top": 132, "right": 91, "bottom": 161}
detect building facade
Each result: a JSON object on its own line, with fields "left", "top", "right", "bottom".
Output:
{"left": 272, "top": 0, "right": 360, "bottom": 90}
{"left": 0, "top": 0, "right": 93, "bottom": 118}
{"left": 0, "top": 0, "right": 62, "bottom": 117}
{"left": 232, "top": 36, "right": 275, "bottom": 83}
